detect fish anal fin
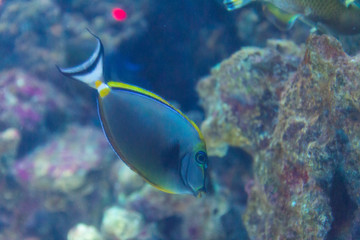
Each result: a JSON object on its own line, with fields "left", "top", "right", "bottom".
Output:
{"left": 262, "top": 3, "right": 300, "bottom": 31}
{"left": 223, "top": 0, "right": 253, "bottom": 11}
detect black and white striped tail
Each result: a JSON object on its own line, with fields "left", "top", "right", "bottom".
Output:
{"left": 57, "top": 31, "right": 104, "bottom": 89}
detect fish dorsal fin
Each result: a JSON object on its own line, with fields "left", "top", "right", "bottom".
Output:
{"left": 262, "top": 3, "right": 300, "bottom": 31}
{"left": 57, "top": 31, "right": 104, "bottom": 89}
{"left": 223, "top": 0, "right": 253, "bottom": 10}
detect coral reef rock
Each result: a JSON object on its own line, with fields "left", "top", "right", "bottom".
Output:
{"left": 127, "top": 186, "right": 229, "bottom": 240}
{"left": 0, "top": 128, "right": 21, "bottom": 171}
{"left": 198, "top": 39, "right": 303, "bottom": 157}
{"left": 15, "top": 125, "right": 114, "bottom": 193}
{"left": 68, "top": 224, "right": 103, "bottom": 240}
{"left": 0, "top": 69, "right": 69, "bottom": 132}
{"left": 101, "top": 206, "right": 143, "bottom": 240}
{"left": 197, "top": 34, "right": 360, "bottom": 239}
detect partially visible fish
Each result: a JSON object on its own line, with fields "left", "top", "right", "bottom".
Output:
{"left": 223, "top": 0, "right": 360, "bottom": 35}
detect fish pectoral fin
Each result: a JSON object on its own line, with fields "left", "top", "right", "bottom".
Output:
{"left": 223, "top": 0, "right": 253, "bottom": 11}
{"left": 262, "top": 3, "right": 300, "bottom": 31}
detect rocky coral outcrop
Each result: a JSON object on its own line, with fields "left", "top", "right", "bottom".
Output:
{"left": 68, "top": 224, "right": 103, "bottom": 240}
{"left": 198, "top": 39, "right": 304, "bottom": 157}
{"left": 14, "top": 125, "right": 114, "bottom": 193}
{"left": 0, "top": 69, "right": 70, "bottom": 132}
{"left": 197, "top": 34, "right": 360, "bottom": 239}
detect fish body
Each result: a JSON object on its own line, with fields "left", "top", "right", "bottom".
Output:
{"left": 224, "top": 0, "right": 360, "bottom": 34}
{"left": 57, "top": 33, "right": 208, "bottom": 196}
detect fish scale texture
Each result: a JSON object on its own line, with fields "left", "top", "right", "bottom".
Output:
{"left": 197, "top": 34, "right": 360, "bottom": 239}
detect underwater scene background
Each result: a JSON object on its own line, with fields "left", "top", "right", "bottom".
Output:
{"left": 2, "top": 0, "right": 360, "bottom": 239}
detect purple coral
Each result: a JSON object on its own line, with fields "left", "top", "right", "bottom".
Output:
{"left": 0, "top": 69, "right": 69, "bottom": 131}
{"left": 14, "top": 125, "right": 114, "bottom": 193}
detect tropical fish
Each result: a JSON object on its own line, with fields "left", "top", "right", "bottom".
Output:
{"left": 223, "top": 0, "right": 360, "bottom": 35}
{"left": 57, "top": 33, "right": 208, "bottom": 197}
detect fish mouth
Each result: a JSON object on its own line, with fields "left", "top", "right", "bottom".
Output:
{"left": 192, "top": 172, "right": 207, "bottom": 197}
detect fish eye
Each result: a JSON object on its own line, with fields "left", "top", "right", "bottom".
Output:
{"left": 195, "top": 151, "right": 207, "bottom": 165}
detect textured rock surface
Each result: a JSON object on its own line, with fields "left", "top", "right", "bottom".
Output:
{"left": 14, "top": 125, "right": 114, "bottom": 193}
{"left": 198, "top": 39, "right": 304, "bottom": 157}
{"left": 124, "top": 185, "right": 230, "bottom": 240}
{"left": 101, "top": 206, "right": 143, "bottom": 240}
{"left": 0, "top": 128, "right": 21, "bottom": 171}
{"left": 197, "top": 34, "right": 360, "bottom": 239}
{"left": 68, "top": 224, "right": 103, "bottom": 240}
{"left": 0, "top": 69, "right": 70, "bottom": 132}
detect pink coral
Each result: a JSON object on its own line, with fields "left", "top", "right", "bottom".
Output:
{"left": 0, "top": 69, "right": 69, "bottom": 131}
{"left": 14, "top": 125, "right": 115, "bottom": 193}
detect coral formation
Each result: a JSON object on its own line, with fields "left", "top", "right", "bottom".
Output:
{"left": 101, "top": 206, "right": 143, "bottom": 240}
{"left": 14, "top": 125, "right": 114, "bottom": 193}
{"left": 0, "top": 69, "right": 69, "bottom": 132}
{"left": 197, "top": 34, "right": 360, "bottom": 239}
{"left": 0, "top": 128, "right": 21, "bottom": 171}
{"left": 68, "top": 224, "right": 103, "bottom": 240}
{"left": 127, "top": 186, "right": 229, "bottom": 240}
{"left": 198, "top": 39, "right": 304, "bottom": 157}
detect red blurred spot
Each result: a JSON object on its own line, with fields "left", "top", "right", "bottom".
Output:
{"left": 112, "top": 8, "right": 127, "bottom": 21}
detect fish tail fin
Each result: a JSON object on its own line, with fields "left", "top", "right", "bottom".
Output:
{"left": 223, "top": 0, "right": 253, "bottom": 10}
{"left": 57, "top": 30, "right": 104, "bottom": 89}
